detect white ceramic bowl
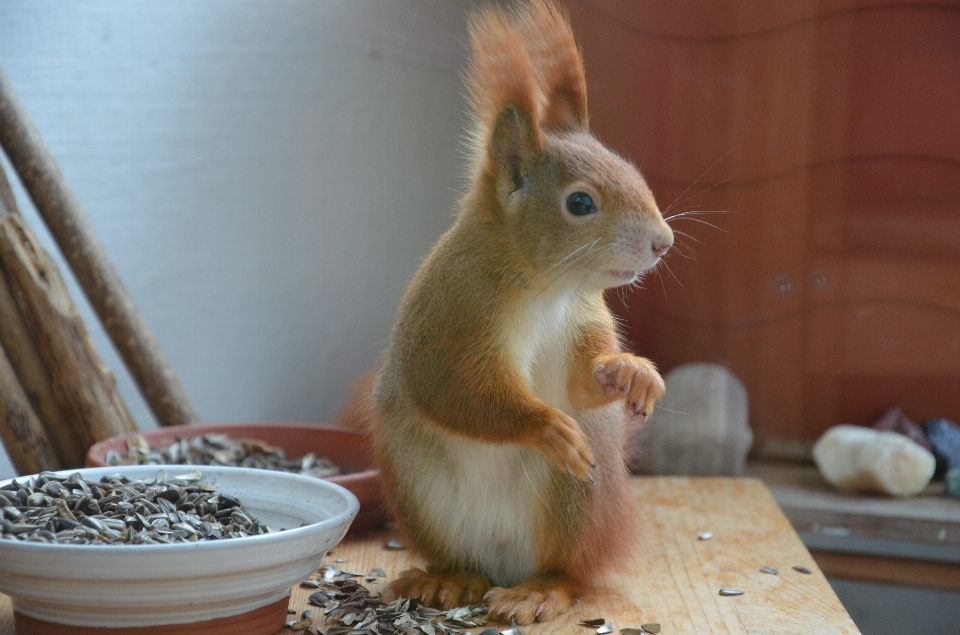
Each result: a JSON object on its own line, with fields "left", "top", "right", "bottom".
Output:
{"left": 0, "top": 465, "right": 359, "bottom": 630}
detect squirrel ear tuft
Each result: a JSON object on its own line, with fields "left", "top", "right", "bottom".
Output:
{"left": 491, "top": 104, "right": 537, "bottom": 191}
{"left": 521, "top": 0, "right": 588, "bottom": 131}
{"left": 465, "top": 4, "right": 543, "bottom": 183}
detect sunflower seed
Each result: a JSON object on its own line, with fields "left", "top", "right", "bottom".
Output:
{"left": 385, "top": 540, "right": 407, "bottom": 550}
{"left": 640, "top": 625, "right": 661, "bottom": 634}
{"left": 759, "top": 566, "right": 778, "bottom": 575}
{"left": 105, "top": 433, "right": 348, "bottom": 479}
{"left": 0, "top": 471, "right": 275, "bottom": 544}
{"left": 792, "top": 565, "right": 812, "bottom": 574}
{"left": 719, "top": 588, "right": 744, "bottom": 596}
{"left": 697, "top": 532, "right": 713, "bottom": 540}
{"left": 579, "top": 619, "right": 605, "bottom": 627}
{"left": 597, "top": 623, "right": 615, "bottom": 634}
{"left": 620, "top": 629, "right": 644, "bottom": 635}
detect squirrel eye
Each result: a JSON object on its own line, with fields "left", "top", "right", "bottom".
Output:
{"left": 565, "top": 191, "right": 597, "bottom": 216}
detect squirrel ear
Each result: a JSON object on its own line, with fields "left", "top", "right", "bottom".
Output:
{"left": 490, "top": 104, "right": 539, "bottom": 191}
{"left": 522, "top": 0, "right": 589, "bottom": 131}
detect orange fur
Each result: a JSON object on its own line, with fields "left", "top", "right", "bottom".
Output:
{"left": 367, "top": 0, "right": 673, "bottom": 624}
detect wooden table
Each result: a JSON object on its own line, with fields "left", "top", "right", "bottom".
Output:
{"left": 0, "top": 477, "right": 861, "bottom": 635}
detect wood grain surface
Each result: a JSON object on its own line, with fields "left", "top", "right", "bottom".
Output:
{"left": 0, "top": 477, "right": 860, "bottom": 634}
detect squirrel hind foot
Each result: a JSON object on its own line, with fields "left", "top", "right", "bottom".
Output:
{"left": 384, "top": 568, "right": 490, "bottom": 610}
{"left": 484, "top": 575, "right": 577, "bottom": 624}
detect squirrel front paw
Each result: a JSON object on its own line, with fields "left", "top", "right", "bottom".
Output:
{"left": 535, "top": 409, "right": 596, "bottom": 481}
{"left": 594, "top": 354, "right": 665, "bottom": 420}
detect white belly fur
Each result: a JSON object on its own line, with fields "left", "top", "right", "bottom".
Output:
{"left": 408, "top": 290, "right": 584, "bottom": 587}
{"left": 414, "top": 435, "right": 550, "bottom": 587}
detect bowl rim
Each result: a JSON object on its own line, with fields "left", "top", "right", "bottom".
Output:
{"left": 84, "top": 422, "right": 379, "bottom": 480}
{"left": 0, "top": 464, "right": 360, "bottom": 560}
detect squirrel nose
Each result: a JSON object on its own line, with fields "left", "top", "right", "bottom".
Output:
{"left": 652, "top": 237, "right": 672, "bottom": 258}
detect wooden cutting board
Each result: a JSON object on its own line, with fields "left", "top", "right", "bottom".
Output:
{"left": 0, "top": 477, "right": 860, "bottom": 635}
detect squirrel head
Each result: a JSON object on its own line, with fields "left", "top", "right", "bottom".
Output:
{"left": 462, "top": 0, "right": 673, "bottom": 291}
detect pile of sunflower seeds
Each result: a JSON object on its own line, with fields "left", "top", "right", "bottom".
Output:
{"left": 105, "top": 433, "right": 345, "bottom": 480}
{"left": 297, "top": 571, "right": 487, "bottom": 635}
{"left": 0, "top": 470, "right": 275, "bottom": 545}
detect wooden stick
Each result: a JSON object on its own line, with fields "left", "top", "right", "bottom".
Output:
{"left": 0, "top": 344, "right": 60, "bottom": 475}
{"left": 0, "top": 168, "right": 87, "bottom": 467}
{"left": 0, "top": 66, "right": 199, "bottom": 427}
{"left": 0, "top": 213, "right": 138, "bottom": 449}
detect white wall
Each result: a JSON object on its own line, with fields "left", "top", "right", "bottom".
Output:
{"left": 0, "top": 0, "right": 479, "bottom": 478}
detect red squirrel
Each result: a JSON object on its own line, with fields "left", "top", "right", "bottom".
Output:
{"left": 368, "top": 0, "right": 673, "bottom": 623}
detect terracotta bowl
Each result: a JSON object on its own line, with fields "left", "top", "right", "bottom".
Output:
{"left": 86, "top": 423, "right": 384, "bottom": 534}
{"left": 0, "top": 465, "right": 358, "bottom": 635}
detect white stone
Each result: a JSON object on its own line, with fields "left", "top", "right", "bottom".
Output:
{"left": 632, "top": 363, "right": 752, "bottom": 476}
{"left": 812, "top": 425, "right": 936, "bottom": 497}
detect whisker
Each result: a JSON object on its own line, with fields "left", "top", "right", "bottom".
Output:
{"left": 663, "top": 149, "right": 732, "bottom": 215}
{"left": 543, "top": 238, "right": 601, "bottom": 275}
{"left": 672, "top": 229, "right": 704, "bottom": 245}
{"left": 665, "top": 216, "right": 728, "bottom": 232}
{"left": 656, "top": 407, "right": 690, "bottom": 416}
{"left": 537, "top": 241, "right": 608, "bottom": 295}
{"left": 670, "top": 175, "right": 733, "bottom": 211}
{"left": 664, "top": 203, "right": 732, "bottom": 216}
{"left": 518, "top": 454, "right": 547, "bottom": 507}
{"left": 660, "top": 258, "right": 685, "bottom": 289}
{"left": 655, "top": 262, "right": 669, "bottom": 300}
{"left": 665, "top": 209, "right": 733, "bottom": 221}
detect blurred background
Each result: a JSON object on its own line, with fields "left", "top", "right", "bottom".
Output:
{"left": 0, "top": 1, "right": 958, "bottom": 633}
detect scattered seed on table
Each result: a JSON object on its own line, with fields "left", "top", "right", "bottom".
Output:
{"left": 792, "top": 565, "right": 812, "bottom": 574}
{"left": 301, "top": 609, "right": 313, "bottom": 620}
{"left": 372, "top": 567, "right": 387, "bottom": 577}
{"left": 384, "top": 539, "right": 407, "bottom": 550}
{"left": 719, "top": 588, "right": 744, "bottom": 596}
{"left": 290, "top": 617, "right": 313, "bottom": 631}
{"left": 759, "top": 566, "right": 778, "bottom": 575}
{"left": 306, "top": 578, "right": 487, "bottom": 635}
{"left": 580, "top": 618, "right": 605, "bottom": 627}
{"left": 597, "top": 622, "right": 615, "bottom": 634}
{"left": 301, "top": 579, "right": 321, "bottom": 589}
{"left": 478, "top": 628, "right": 498, "bottom": 635}
{"left": 620, "top": 629, "right": 643, "bottom": 635}
{"left": 641, "top": 624, "right": 661, "bottom": 634}
{"left": 697, "top": 532, "right": 713, "bottom": 540}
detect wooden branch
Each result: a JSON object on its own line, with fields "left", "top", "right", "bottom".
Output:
{"left": 0, "top": 167, "right": 86, "bottom": 467}
{"left": 0, "top": 66, "right": 199, "bottom": 427}
{"left": 0, "top": 344, "right": 60, "bottom": 475}
{"left": 0, "top": 213, "right": 138, "bottom": 450}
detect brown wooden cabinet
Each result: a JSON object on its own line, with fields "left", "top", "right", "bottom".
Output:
{"left": 567, "top": 0, "right": 960, "bottom": 457}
